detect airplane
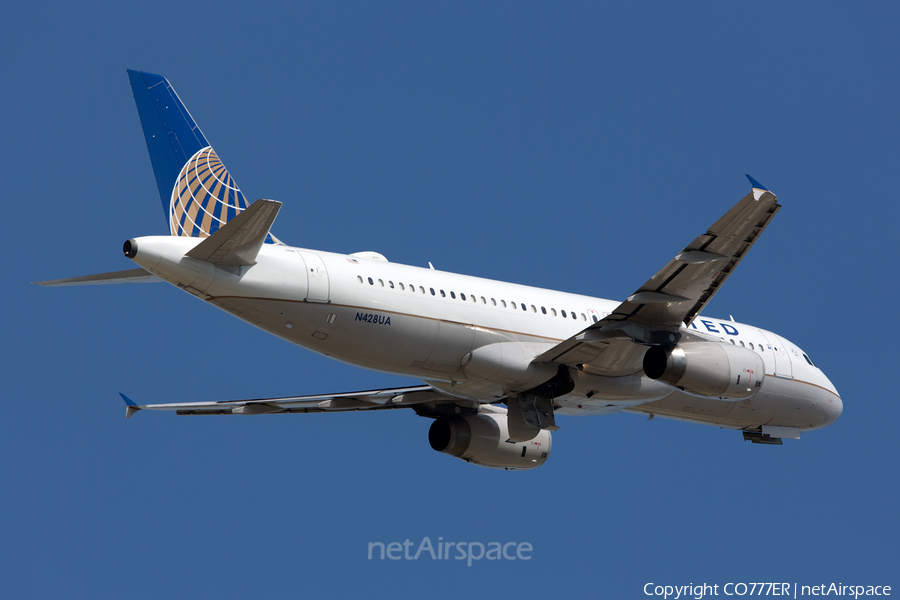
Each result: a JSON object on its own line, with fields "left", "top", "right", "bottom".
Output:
{"left": 35, "top": 70, "right": 842, "bottom": 470}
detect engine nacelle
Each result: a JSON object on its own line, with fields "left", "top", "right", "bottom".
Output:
{"left": 428, "top": 412, "right": 552, "bottom": 470}
{"left": 643, "top": 342, "right": 765, "bottom": 400}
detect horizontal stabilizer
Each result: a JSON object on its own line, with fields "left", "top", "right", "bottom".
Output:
{"left": 186, "top": 199, "right": 282, "bottom": 267}
{"left": 32, "top": 268, "right": 159, "bottom": 286}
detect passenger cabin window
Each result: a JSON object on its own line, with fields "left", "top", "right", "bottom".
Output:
{"left": 378, "top": 279, "right": 384, "bottom": 287}
{"left": 460, "top": 293, "right": 465, "bottom": 301}
{"left": 398, "top": 282, "right": 405, "bottom": 290}
{"left": 450, "top": 291, "right": 456, "bottom": 299}
{"left": 550, "top": 308, "right": 557, "bottom": 316}
{"left": 430, "top": 288, "right": 436, "bottom": 296}
{"left": 561, "top": 310, "right": 567, "bottom": 318}
{"left": 522, "top": 304, "right": 527, "bottom": 311}
{"left": 357, "top": 276, "right": 363, "bottom": 284}
{"left": 440, "top": 290, "right": 446, "bottom": 297}
{"left": 368, "top": 277, "right": 374, "bottom": 285}
{"left": 419, "top": 286, "right": 425, "bottom": 294}
{"left": 389, "top": 281, "right": 394, "bottom": 289}
{"left": 501, "top": 300, "right": 506, "bottom": 308}
{"left": 591, "top": 315, "right": 598, "bottom": 323}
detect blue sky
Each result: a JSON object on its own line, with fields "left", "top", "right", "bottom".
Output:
{"left": 2, "top": 2, "right": 898, "bottom": 598}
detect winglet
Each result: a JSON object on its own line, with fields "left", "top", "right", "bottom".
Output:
{"left": 745, "top": 174, "right": 773, "bottom": 201}
{"left": 745, "top": 174, "right": 768, "bottom": 191}
{"left": 120, "top": 393, "right": 141, "bottom": 419}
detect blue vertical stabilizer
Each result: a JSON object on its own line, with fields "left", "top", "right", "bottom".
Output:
{"left": 128, "top": 70, "right": 269, "bottom": 240}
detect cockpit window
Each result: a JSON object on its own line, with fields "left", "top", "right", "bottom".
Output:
{"left": 803, "top": 353, "right": 816, "bottom": 367}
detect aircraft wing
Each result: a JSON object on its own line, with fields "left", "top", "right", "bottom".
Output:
{"left": 536, "top": 176, "right": 780, "bottom": 375}
{"left": 120, "top": 385, "right": 464, "bottom": 418}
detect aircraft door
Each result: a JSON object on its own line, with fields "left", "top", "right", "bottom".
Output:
{"left": 760, "top": 331, "right": 792, "bottom": 379}
{"left": 298, "top": 252, "right": 330, "bottom": 303}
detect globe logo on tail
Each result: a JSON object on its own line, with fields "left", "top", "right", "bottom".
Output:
{"left": 169, "top": 147, "right": 248, "bottom": 238}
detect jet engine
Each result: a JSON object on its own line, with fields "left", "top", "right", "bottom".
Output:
{"left": 428, "top": 412, "right": 551, "bottom": 470}
{"left": 643, "top": 342, "right": 765, "bottom": 400}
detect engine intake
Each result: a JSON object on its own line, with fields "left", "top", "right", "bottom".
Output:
{"left": 428, "top": 412, "right": 551, "bottom": 470}
{"left": 643, "top": 342, "right": 765, "bottom": 400}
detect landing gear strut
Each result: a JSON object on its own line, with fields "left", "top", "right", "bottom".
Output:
{"left": 506, "top": 364, "right": 573, "bottom": 442}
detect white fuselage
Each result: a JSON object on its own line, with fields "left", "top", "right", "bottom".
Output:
{"left": 131, "top": 236, "right": 843, "bottom": 433}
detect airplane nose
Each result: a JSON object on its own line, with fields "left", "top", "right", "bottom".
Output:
{"left": 802, "top": 376, "right": 842, "bottom": 430}
{"left": 814, "top": 372, "right": 842, "bottom": 428}
{"left": 822, "top": 390, "right": 843, "bottom": 427}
